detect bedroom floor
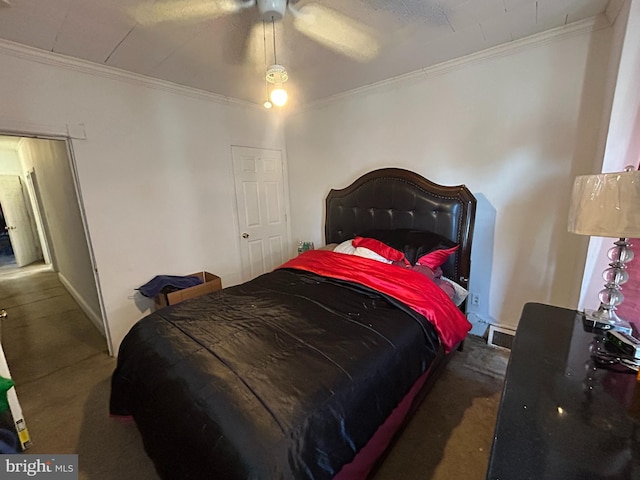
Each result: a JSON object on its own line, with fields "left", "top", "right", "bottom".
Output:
{"left": 372, "top": 338, "right": 508, "bottom": 480}
{"left": 0, "top": 263, "right": 509, "bottom": 480}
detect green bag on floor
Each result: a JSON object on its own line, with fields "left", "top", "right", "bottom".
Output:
{"left": 0, "top": 376, "right": 15, "bottom": 413}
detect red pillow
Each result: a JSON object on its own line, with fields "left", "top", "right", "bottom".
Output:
{"left": 411, "top": 264, "right": 437, "bottom": 280}
{"left": 352, "top": 236, "right": 407, "bottom": 263}
{"left": 416, "top": 245, "right": 458, "bottom": 269}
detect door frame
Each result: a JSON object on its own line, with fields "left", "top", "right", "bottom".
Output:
{"left": 0, "top": 174, "right": 42, "bottom": 266}
{"left": 25, "top": 168, "right": 53, "bottom": 266}
{"left": 0, "top": 129, "right": 111, "bottom": 353}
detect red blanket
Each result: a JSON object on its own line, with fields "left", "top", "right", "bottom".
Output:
{"left": 278, "top": 250, "right": 471, "bottom": 353}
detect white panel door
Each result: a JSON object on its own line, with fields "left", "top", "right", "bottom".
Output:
{"left": 0, "top": 175, "right": 42, "bottom": 267}
{"left": 232, "top": 146, "right": 288, "bottom": 281}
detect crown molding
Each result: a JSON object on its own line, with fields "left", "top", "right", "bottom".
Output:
{"left": 297, "top": 15, "right": 609, "bottom": 114}
{"left": 0, "top": 38, "right": 262, "bottom": 110}
{"left": 0, "top": 12, "right": 612, "bottom": 116}
{"left": 605, "top": 0, "right": 626, "bottom": 24}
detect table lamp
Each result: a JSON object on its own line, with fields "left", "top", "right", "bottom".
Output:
{"left": 568, "top": 167, "right": 640, "bottom": 333}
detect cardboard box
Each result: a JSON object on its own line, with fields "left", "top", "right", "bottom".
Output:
{"left": 154, "top": 271, "right": 222, "bottom": 309}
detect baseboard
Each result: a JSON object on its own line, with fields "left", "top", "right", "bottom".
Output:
{"left": 487, "top": 325, "right": 516, "bottom": 351}
{"left": 57, "top": 272, "right": 105, "bottom": 336}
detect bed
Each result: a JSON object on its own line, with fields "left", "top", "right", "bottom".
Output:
{"left": 110, "top": 167, "right": 477, "bottom": 479}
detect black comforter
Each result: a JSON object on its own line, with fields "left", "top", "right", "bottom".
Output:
{"left": 110, "top": 268, "right": 441, "bottom": 479}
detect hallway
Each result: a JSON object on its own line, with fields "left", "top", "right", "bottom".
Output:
{"left": 1, "top": 262, "right": 107, "bottom": 382}
{"left": 0, "top": 263, "right": 156, "bottom": 478}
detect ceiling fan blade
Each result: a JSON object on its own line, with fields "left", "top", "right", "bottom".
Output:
{"left": 224, "top": 14, "right": 262, "bottom": 67}
{"left": 291, "top": 3, "right": 379, "bottom": 62}
{"left": 130, "top": 0, "right": 255, "bottom": 26}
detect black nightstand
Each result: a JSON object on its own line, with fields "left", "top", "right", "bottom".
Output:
{"left": 487, "top": 302, "right": 640, "bottom": 480}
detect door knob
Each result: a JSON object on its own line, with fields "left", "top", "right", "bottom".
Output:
{"left": 0, "top": 310, "right": 7, "bottom": 319}
{"left": 242, "top": 233, "right": 249, "bottom": 239}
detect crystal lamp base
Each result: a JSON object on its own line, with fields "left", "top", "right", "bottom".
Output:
{"left": 583, "top": 307, "right": 633, "bottom": 335}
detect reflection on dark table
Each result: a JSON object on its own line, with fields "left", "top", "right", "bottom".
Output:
{"left": 487, "top": 303, "right": 640, "bottom": 480}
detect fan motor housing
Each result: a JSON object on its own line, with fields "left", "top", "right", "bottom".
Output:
{"left": 257, "top": 0, "right": 287, "bottom": 20}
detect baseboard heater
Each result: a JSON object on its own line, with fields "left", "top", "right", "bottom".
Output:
{"left": 487, "top": 325, "right": 516, "bottom": 350}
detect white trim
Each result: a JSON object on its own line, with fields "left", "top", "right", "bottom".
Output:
{"left": 0, "top": 118, "right": 71, "bottom": 141}
{"left": 489, "top": 320, "right": 519, "bottom": 331}
{"left": 24, "top": 168, "right": 52, "bottom": 266}
{"left": 299, "top": 16, "right": 610, "bottom": 112}
{"left": 0, "top": 38, "right": 259, "bottom": 109}
{"left": 63, "top": 139, "right": 112, "bottom": 354}
{"left": 487, "top": 324, "right": 516, "bottom": 350}
{"left": 0, "top": 121, "right": 86, "bottom": 141}
{"left": 58, "top": 271, "right": 105, "bottom": 337}
{"left": 605, "top": 0, "right": 627, "bottom": 24}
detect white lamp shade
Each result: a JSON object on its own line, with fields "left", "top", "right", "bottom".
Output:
{"left": 568, "top": 171, "right": 640, "bottom": 238}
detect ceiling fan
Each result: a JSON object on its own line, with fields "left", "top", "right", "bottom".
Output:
{"left": 129, "top": 0, "right": 379, "bottom": 62}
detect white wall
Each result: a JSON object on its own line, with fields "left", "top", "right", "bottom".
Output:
{"left": 602, "top": 0, "right": 640, "bottom": 171}
{"left": 0, "top": 41, "right": 286, "bottom": 354}
{"left": 580, "top": 0, "right": 640, "bottom": 312}
{"left": 0, "top": 148, "right": 22, "bottom": 176}
{"left": 0, "top": 13, "right": 627, "bottom": 351}
{"left": 17, "top": 138, "right": 102, "bottom": 332}
{"left": 285, "top": 21, "right": 614, "bottom": 331}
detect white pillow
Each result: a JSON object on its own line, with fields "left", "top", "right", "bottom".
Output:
{"left": 333, "top": 240, "right": 392, "bottom": 264}
{"left": 440, "top": 277, "right": 469, "bottom": 307}
{"left": 333, "top": 239, "right": 357, "bottom": 255}
{"left": 354, "top": 247, "right": 393, "bottom": 264}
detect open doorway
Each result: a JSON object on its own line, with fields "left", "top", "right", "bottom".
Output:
{"left": 0, "top": 134, "right": 107, "bottom": 350}
{"left": 0, "top": 174, "right": 44, "bottom": 269}
{"left": 0, "top": 201, "right": 16, "bottom": 268}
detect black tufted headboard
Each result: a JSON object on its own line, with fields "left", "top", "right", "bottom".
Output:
{"left": 325, "top": 168, "right": 476, "bottom": 290}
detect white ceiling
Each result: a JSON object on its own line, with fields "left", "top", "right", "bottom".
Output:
{"left": 0, "top": 0, "right": 616, "bottom": 109}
